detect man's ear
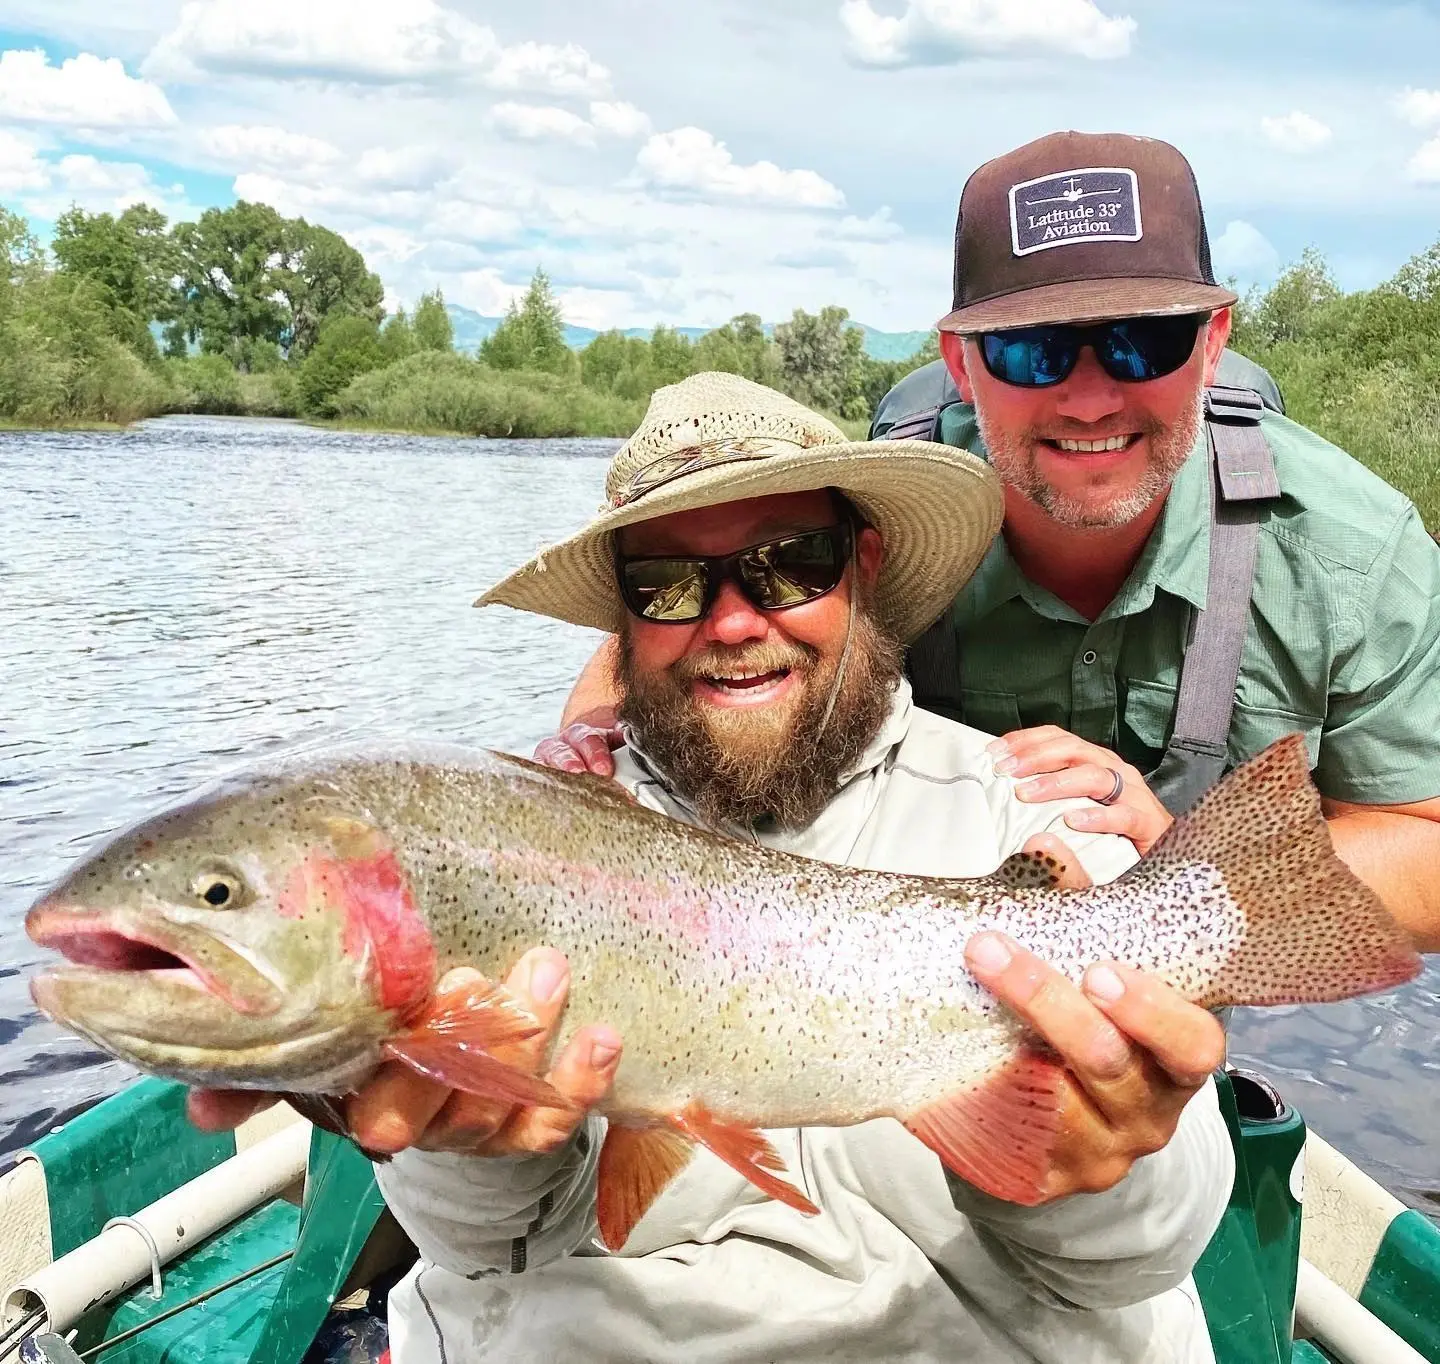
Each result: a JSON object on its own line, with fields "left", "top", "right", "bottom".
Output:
{"left": 1201, "top": 307, "right": 1232, "bottom": 386}
{"left": 856, "top": 526, "right": 884, "bottom": 592}
{"left": 939, "top": 331, "right": 976, "bottom": 403}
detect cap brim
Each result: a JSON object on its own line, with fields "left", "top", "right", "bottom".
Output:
{"left": 474, "top": 440, "right": 1003, "bottom": 644}
{"left": 938, "top": 277, "right": 1238, "bottom": 333}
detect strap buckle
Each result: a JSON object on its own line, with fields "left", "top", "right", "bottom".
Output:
{"left": 1205, "top": 385, "right": 1265, "bottom": 424}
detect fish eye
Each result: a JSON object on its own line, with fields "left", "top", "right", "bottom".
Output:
{"left": 189, "top": 864, "right": 249, "bottom": 910}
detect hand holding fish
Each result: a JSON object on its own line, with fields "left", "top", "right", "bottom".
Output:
{"left": 965, "top": 932, "right": 1226, "bottom": 1200}
{"left": 990, "top": 726, "right": 1173, "bottom": 855}
{"left": 535, "top": 712, "right": 624, "bottom": 777}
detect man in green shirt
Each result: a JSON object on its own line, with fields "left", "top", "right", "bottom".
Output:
{"left": 867, "top": 129, "right": 1440, "bottom": 949}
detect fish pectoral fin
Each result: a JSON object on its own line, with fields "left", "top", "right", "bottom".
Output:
{"left": 382, "top": 979, "right": 567, "bottom": 1109}
{"left": 597, "top": 1123, "right": 697, "bottom": 1251}
{"left": 903, "top": 1048, "right": 1067, "bottom": 1206}
{"left": 279, "top": 1091, "right": 394, "bottom": 1164}
{"left": 671, "top": 1102, "right": 820, "bottom": 1217}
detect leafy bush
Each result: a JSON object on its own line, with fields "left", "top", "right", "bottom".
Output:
{"left": 330, "top": 351, "right": 645, "bottom": 437}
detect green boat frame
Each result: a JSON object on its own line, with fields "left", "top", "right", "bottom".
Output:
{"left": 1, "top": 1069, "right": 1436, "bottom": 1363}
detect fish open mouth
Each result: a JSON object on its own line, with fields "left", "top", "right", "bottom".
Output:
{"left": 27, "top": 907, "right": 279, "bottom": 1016}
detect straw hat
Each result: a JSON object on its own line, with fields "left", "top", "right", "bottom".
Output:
{"left": 475, "top": 372, "right": 1003, "bottom": 642}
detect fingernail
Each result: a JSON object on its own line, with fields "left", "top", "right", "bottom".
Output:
{"left": 993, "top": 756, "right": 1018, "bottom": 776}
{"left": 985, "top": 738, "right": 1010, "bottom": 757}
{"left": 1085, "top": 965, "right": 1125, "bottom": 1002}
{"left": 1016, "top": 778, "right": 1043, "bottom": 798}
{"left": 967, "top": 933, "right": 1013, "bottom": 973}
{"left": 590, "top": 1039, "right": 620, "bottom": 1067}
{"left": 526, "top": 953, "right": 569, "bottom": 1004}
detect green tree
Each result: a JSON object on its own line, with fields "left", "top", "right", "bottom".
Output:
{"left": 412, "top": 289, "right": 454, "bottom": 352}
{"left": 380, "top": 308, "right": 417, "bottom": 364}
{"left": 693, "top": 313, "right": 781, "bottom": 385}
{"left": 647, "top": 324, "right": 694, "bottom": 387}
{"left": 272, "top": 220, "right": 384, "bottom": 358}
{"left": 774, "top": 305, "right": 867, "bottom": 417}
{"left": 171, "top": 201, "right": 290, "bottom": 366}
{"left": 51, "top": 205, "right": 178, "bottom": 324}
{"left": 479, "top": 269, "right": 574, "bottom": 375}
{"left": 297, "top": 314, "right": 385, "bottom": 415}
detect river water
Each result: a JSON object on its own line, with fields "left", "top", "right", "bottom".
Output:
{"left": 2, "top": 416, "right": 1436, "bottom": 1214}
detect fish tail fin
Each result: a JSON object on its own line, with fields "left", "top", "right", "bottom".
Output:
{"left": 1137, "top": 734, "right": 1420, "bottom": 1008}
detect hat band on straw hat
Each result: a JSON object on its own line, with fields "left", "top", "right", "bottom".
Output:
{"left": 614, "top": 436, "right": 799, "bottom": 508}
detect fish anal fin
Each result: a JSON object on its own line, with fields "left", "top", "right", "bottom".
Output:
{"left": 596, "top": 1123, "right": 696, "bottom": 1250}
{"left": 671, "top": 1102, "right": 820, "bottom": 1218}
{"left": 382, "top": 979, "right": 568, "bottom": 1109}
{"left": 903, "top": 1048, "right": 1066, "bottom": 1206}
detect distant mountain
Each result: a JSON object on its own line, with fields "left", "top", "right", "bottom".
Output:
{"left": 445, "top": 305, "right": 931, "bottom": 363}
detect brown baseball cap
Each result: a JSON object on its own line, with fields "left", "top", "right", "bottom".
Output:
{"left": 938, "top": 131, "right": 1237, "bottom": 333}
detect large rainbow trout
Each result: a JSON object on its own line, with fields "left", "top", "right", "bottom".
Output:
{"left": 27, "top": 734, "right": 1419, "bottom": 1248}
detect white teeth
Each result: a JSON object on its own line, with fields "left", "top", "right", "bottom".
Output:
{"left": 705, "top": 667, "right": 786, "bottom": 684}
{"left": 1055, "top": 435, "right": 1132, "bottom": 452}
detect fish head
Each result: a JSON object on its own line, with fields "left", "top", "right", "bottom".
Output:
{"left": 25, "top": 774, "right": 437, "bottom": 1093}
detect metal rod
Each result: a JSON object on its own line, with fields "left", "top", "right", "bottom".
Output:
{"left": 0, "top": 1308, "right": 46, "bottom": 1357}
{"left": 76, "top": 1252, "right": 294, "bottom": 1361}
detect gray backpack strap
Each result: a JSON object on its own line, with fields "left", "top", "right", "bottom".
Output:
{"left": 881, "top": 404, "right": 963, "bottom": 714}
{"left": 879, "top": 405, "right": 943, "bottom": 443}
{"left": 1147, "top": 387, "right": 1280, "bottom": 815}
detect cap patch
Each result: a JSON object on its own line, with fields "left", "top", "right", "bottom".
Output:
{"left": 1009, "top": 167, "right": 1141, "bottom": 257}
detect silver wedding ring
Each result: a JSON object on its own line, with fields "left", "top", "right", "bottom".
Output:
{"left": 1096, "top": 769, "right": 1125, "bottom": 806}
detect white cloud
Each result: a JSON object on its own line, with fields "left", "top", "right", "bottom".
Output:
{"left": 840, "top": 0, "right": 1135, "bottom": 67}
{"left": 1408, "top": 135, "right": 1440, "bottom": 184}
{"left": 1211, "top": 219, "right": 1280, "bottom": 282}
{"left": 355, "top": 145, "right": 457, "bottom": 190}
{"left": 1393, "top": 87, "right": 1440, "bottom": 130}
{"left": 589, "top": 101, "right": 651, "bottom": 140}
{"left": 144, "top": 0, "right": 609, "bottom": 96}
{"left": 0, "top": 48, "right": 176, "bottom": 128}
{"left": 1260, "top": 110, "right": 1332, "bottom": 154}
{"left": 491, "top": 102, "right": 597, "bottom": 145}
{"left": 636, "top": 127, "right": 845, "bottom": 209}
{"left": 10, "top": 151, "right": 194, "bottom": 221}
{"left": 0, "top": 129, "right": 49, "bottom": 194}
{"left": 836, "top": 207, "right": 902, "bottom": 241}
{"left": 197, "top": 124, "right": 342, "bottom": 174}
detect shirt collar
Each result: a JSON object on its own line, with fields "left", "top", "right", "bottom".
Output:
{"left": 959, "top": 431, "right": 1213, "bottom": 626}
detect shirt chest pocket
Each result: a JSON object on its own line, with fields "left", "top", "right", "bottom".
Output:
{"left": 957, "top": 687, "right": 1022, "bottom": 738}
{"left": 1123, "top": 679, "right": 1323, "bottom": 773}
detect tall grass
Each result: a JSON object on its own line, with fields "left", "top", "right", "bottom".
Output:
{"left": 329, "top": 352, "right": 646, "bottom": 437}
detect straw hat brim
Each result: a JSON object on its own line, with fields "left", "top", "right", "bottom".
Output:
{"left": 474, "top": 437, "right": 1003, "bottom": 642}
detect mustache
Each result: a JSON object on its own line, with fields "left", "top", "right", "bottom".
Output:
{"left": 1031, "top": 412, "right": 1168, "bottom": 443}
{"left": 671, "top": 640, "right": 816, "bottom": 683}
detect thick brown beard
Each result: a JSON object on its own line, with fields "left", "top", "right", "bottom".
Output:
{"left": 977, "top": 389, "right": 1205, "bottom": 530}
{"left": 616, "top": 601, "right": 905, "bottom": 832}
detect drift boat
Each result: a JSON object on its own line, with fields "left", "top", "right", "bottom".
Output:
{"left": 0, "top": 1070, "right": 1437, "bottom": 1364}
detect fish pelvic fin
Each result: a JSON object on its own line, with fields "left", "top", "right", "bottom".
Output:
{"left": 903, "top": 1048, "right": 1066, "bottom": 1205}
{"left": 382, "top": 979, "right": 568, "bottom": 1110}
{"left": 1137, "top": 733, "right": 1421, "bottom": 1008}
{"left": 597, "top": 1124, "right": 696, "bottom": 1251}
{"left": 596, "top": 1103, "right": 820, "bottom": 1252}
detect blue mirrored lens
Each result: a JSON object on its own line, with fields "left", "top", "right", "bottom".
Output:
{"left": 981, "top": 331, "right": 1077, "bottom": 387}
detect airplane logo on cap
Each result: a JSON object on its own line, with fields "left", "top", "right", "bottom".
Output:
{"left": 1023, "top": 176, "right": 1123, "bottom": 207}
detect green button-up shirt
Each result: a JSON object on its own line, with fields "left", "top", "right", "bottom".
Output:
{"left": 919, "top": 403, "right": 1440, "bottom": 806}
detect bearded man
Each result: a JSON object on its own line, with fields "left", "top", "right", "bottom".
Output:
{"left": 241, "top": 373, "right": 1230, "bottom": 1364}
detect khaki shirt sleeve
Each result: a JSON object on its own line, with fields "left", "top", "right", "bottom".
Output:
{"left": 1316, "top": 505, "right": 1440, "bottom": 804}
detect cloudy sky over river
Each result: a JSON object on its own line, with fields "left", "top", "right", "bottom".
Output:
{"left": 1, "top": 3, "right": 1438, "bottom": 330}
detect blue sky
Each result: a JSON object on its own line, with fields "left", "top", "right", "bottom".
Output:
{"left": 2, "top": 0, "right": 1438, "bottom": 330}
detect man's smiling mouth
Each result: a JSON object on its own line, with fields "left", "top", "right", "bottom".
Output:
{"left": 701, "top": 667, "right": 792, "bottom": 694}
{"left": 1042, "top": 434, "right": 1142, "bottom": 453}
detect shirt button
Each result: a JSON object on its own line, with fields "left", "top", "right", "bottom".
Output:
{"left": 1082, "top": 650, "right": 1098, "bottom": 665}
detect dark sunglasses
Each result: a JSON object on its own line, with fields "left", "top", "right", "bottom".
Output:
{"left": 616, "top": 523, "right": 854, "bottom": 624}
{"left": 979, "top": 314, "right": 1205, "bottom": 388}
